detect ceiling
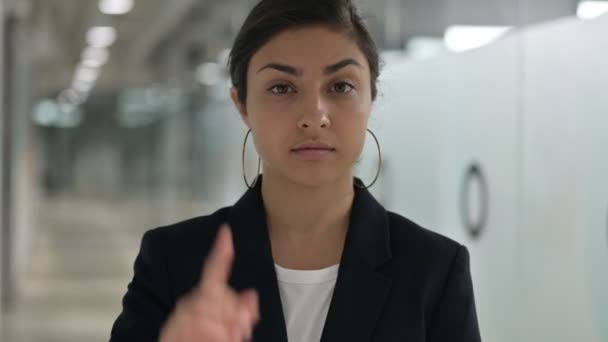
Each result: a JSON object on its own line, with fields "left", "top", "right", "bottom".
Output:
{"left": 14, "top": 0, "right": 581, "bottom": 98}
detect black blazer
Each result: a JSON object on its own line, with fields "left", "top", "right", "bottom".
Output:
{"left": 110, "top": 178, "right": 481, "bottom": 341}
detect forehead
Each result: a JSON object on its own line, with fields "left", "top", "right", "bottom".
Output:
{"left": 249, "top": 25, "right": 368, "bottom": 72}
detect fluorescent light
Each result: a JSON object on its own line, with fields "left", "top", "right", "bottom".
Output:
{"left": 56, "top": 101, "right": 76, "bottom": 114}
{"left": 405, "top": 37, "right": 445, "bottom": 60}
{"left": 58, "top": 89, "right": 84, "bottom": 105}
{"left": 86, "top": 26, "right": 117, "bottom": 48}
{"left": 75, "top": 66, "right": 100, "bottom": 83}
{"left": 577, "top": 1, "right": 608, "bottom": 19}
{"left": 99, "top": 0, "right": 134, "bottom": 15}
{"left": 32, "top": 100, "right": 60, "bottom": 126}
{"left": 72, "top": 68, "right": 98, "bottom": 93}
{"left": 72, "top": 80, "right": 95, "bottom": 94}
{"left": 81, "top": 47, "right": 109, "bottom": 68}
{"left": 196, "top": 62, "right": 222, "bottom": 86}
{"left": 55, "top": 102, "right": 84, "bottom": 128}
{"left": 444, "top": 25, "right": 512, "bottom": 52}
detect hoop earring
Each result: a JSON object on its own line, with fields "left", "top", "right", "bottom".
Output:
{"left": 355, "top": 128, "right": 382, "bottom": 189}
{"left": 242, "top": 129, "right": 261, "bottom": 189}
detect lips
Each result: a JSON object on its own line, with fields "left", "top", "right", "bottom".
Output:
{"left": 290, "top": 141, "right": 336, "bottom": 152}
{"left": 290, "top": 141, "right": 336, "bottom": 160}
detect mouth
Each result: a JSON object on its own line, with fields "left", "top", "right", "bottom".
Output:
{"left": 290, "top": 142, "right": 336, "bottom": 158}
{"left": 291, "top": 147, "right": 336, "bottom": 152}
{"left": 291, "top": 141, "right": 335, "bottom": 151}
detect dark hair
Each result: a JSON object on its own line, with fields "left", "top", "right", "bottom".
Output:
{"left": 228, "top": 0, "right": 380, "bottom": 104}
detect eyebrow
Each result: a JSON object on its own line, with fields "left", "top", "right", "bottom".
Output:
{"left": 324, "top": 58, "right": 362, "bottom": 74}
{"left": 257, "top": 58, "right": 362, "bottom": 76}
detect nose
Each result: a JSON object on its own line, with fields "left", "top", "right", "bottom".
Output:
{"left": 297, "top": 94, "right": 331, "bottom": 130}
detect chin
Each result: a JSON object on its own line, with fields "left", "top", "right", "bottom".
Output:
{"left": 284, "top": 168, "right": 348, "bottom": 188}
{"left": 263, "top": 158, "right": 353, "bottom": 188}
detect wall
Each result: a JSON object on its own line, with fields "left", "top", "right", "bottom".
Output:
{"left": 1, "top": 5, "right": 38, "bottom": 306}
{"left": 0, "top": 0, "right": 5, "bottom": 312}
{"left": 371, "top": 15, "right": 608, "bottom": 342}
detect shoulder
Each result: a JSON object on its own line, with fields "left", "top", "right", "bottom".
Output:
{"left": 144, "top": 206, "right": 231, "bottom": 248}
{"left": 137, "top": 206, "right": 233, "bottom": 296}
{"left": 387, "top": 211, "right": 463, "bottom": 257}
{"left": 384, "top": 211, "right": 468, "bottom": 285}
{"left": 384, "top": 212, "right": 479, "bottom": 337}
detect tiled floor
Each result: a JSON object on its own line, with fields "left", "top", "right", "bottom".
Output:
{"left": 1, "top": 196, "right": 210, "bottom": 342}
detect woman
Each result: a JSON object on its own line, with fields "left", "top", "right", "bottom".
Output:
{"left": 110, "top": 0, "right": 481, "bottom": 341}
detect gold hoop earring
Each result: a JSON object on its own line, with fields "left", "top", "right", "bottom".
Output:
{"left": 242, "top": 129, "right": 261, "bottom": 189}
{"left": 355, "top": 128, "right": 382, "bottom": 189}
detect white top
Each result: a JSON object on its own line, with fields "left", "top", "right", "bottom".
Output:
{"left": 274, "top": 263, "right": 340, "bottom": 342}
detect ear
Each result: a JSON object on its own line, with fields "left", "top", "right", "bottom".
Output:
{"left": 230, "top": 87, "right": 250, "bottom": 128}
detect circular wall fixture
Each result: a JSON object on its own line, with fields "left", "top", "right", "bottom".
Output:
{"left": 460, "top": 162, "right": 489, "bottom": 239}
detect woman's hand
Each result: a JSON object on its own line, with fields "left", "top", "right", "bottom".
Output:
{"left": 159, "top": 225, "right": 260, "bottom": 342}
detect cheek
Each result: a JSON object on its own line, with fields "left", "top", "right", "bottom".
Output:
{"left": 351, "top": 128, "right": 368, "bottom": 156}
{"left": 337, "top": 96, "right": 370, "bottom": 125}
{"left": 247, "top": 105, "right": 291, "bottom": 159}
{"left": 247, "top": 95, "right": 281, "bottom": 130}
{"left": 334, "top": 108, "right": 370, "bottom": 157}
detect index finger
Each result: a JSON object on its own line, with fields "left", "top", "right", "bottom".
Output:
{"left": 199, "top": 224, "right": 235, "bottom": 292}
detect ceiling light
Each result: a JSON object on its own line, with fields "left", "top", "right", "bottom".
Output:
{"left": 32, "top": 99, "right": 59, "bottom": 126}
{"left": 577, "top": 1, "right": 608, "bottom": 20}
{"left": 58, "top": 89, "right": 84, "bottom": 105}
{"left": 196, "top": 62, "right": 222, "bottom": 86}
{"left": 405, "top": 37, "right": 445, "bottom": 60}
{"left": 99, "top": 0, "right": 134, "bottom": 15}
{"left": 74, "top": 66, "right": 100, "bottom": 84}
{"left": 86, "top": 26, "right": 117, "bottom": 48}
{"left": 444, "top": 25, "right": 512, "bottom": 52}
{"left": 81, "top": 47, "right": 109, "bottom": 68}
{"left": 55, "top": 102, "right": 84, "bottom": 128}
{"left": 72, "top": 80, "right": 95, "bottom": 94}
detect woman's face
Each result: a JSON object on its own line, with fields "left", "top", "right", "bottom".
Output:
{"left": 231, "top": 25, "right": 373, "bottom": 188}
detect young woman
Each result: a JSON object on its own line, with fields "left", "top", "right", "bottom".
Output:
{"left": 110, "top": 1, "right": 481, "bottom": 341}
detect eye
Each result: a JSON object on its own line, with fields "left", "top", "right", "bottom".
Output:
{"left": 269, "top": 84, "right": 295, "bottom": 94}
{"left": 331, "top": 81, "right": 355, "bottom": 94}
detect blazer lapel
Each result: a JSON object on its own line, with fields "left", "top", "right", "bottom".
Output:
{"left": 226, "top": 176, "right": 393, "bottom": 342}
{"left": 320, "top": 181, "right": 393, "bottom": 342}
{"left": 227, "top": 177, "right": 288, "bottom": 342}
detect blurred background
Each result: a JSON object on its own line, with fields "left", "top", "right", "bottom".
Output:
{"left": 0, "top": 0, "right": 607, "bottom": 341}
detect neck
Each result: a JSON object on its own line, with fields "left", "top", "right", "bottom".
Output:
{"left": 261, "top": 170, "right": 355, "bottom": 268}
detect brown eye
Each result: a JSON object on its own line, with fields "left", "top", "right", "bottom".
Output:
{"left": 331, "top": 82, "right": 355, "bottom": 94}
{"left": 270, "top": 84, "right": 295, "bottom": 94}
